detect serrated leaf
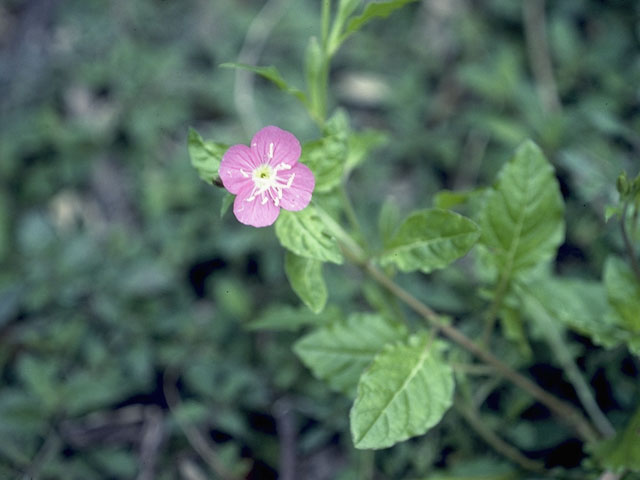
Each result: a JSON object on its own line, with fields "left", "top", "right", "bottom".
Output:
{"left": 220, "top": 63, "right": 307, "bottom": 104}
{"left": 300, "top": 110, "right": 349, "bottom": 192}
{"left": 379, "top": 209, "right": 480, "bottom": 273}
{"left": 275, "top": 207, "right": 343, "bottom": 264}
{"left": 480, "top": 140, "right": 564, "bottom": 277}
{"left": 340, "top": 0, "right": 418, "bottom": 45}
{"left": 350, "top": 333, "right": 454, "bottom": 449}
{"left": 604, "top": 256, "right": 640, "bottom": 333}
{"left": 187, "top": 128, "right": 228, "bottom": 184}
{"left": 294, "top": 313, "right": 408, "bottom": 396}
{"left": 589, "top": 405, "right": 640, "bottom": 472}
{"left": 285, "top": 251, "right": 328, "bottom": 313}
{"left": 517, "top": 273, "right": 639, "bottom": 354}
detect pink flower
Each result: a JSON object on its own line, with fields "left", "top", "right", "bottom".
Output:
{"left": 219, "top": 126, "right": 315, "bottom": 227}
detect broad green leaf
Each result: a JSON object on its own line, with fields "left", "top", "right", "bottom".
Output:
{"left": 379, "top": 209, "right": 480, "bottom": 273}
{"left": 517, "top": 274, "right": 639, "bottom": 354}
{"left": 187, "top": 128, "right": 227, "bottom": 184}
{"left": 604, "top": 256, "right": 640, "bottom": 333}
{"left": 589, "top": 405, "right": 640, "bottom": 472}
{"left": 220, "top": 63, "right": 307, "bottom": 104}
{"left": 350, "top": 333, "right": 454, "bottom": 449}
{"left": 340, "top": 0, "right": 419, "bottom": 46}
{"left": 294, "top": 313, "right": 408, "bottom": 396}
{"left": 275, "top": 207, "right": 343, "bottom": 264}
{"left": 300, "top": 110, "right": 349, "bottom": 192}
{"left": 285, "top": 251, "right": 328, "bottom": 313}
{"left": 480, "top": 140, "right": 564, "bottom": 275}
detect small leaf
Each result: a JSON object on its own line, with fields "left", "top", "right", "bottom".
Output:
{"left": 350, "top": 333, "right": 454, "bottom": 449}
{"left": 604, "top": 256, "right": 640, "bottom": 333}
{"left": 589, "top": 405, "right": 640, "bottom": 473}
{"left": 300, "top": 110, "right": 349, "bottom": 192}
{"left": 479, "top": 140, "right": 564, "bottom": 275}
{"left": 340, "top": 0, "right": 419, "bottom": 45}
{"left": 345, "top": 128, "right": 388, "bottom": 174}
{"left": 247, "top": 304, "right": 339, "bottom": 331}
{"left": 220, "top": 63, "right": 307, "bottom": 104}
{"left": 379, "top": 209, "right": 480, "bottom": 273}
{"left": 285, "top": 251, "right": 328, "bottom": 313}
{"left": 275, "top": 207, "right": 343, "bottom": 264}
{"left": 220, "top": 192, "right": 234, "bottom": 218}
{"left": 294, "top": 313, "right": 408, "bottom": 396}
{"left": 188, "top": 128, "right": 228, "bottom": 184}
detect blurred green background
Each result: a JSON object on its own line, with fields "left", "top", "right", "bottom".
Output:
{"left": 1, "top": 0, "right": 639, "bottom": 478}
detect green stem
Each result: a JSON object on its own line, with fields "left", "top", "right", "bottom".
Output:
{"left": 482, "top": 268, "right": 510, "bottom": 345}
{"left": 318, "top": 210, "right": 600, "bottom": 443}
{"left": 321, "top": 0, "right": 331, "bottom": 54}
{"left": 621, "top": 201, "right": 640, "bottom": 283}
{"left": 454, "top": 396, "right": 545, "bottom": 473}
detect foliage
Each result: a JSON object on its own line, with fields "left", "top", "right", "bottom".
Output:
{"left": 2, "top": 0, "right": 640, "bottom": 478}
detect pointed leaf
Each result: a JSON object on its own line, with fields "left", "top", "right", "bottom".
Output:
{"left": 294, "top": 313, "right": 408, "bottom": 396}
{"left": 350, "top": 333, "right": 454, "bottom": 449}
{"left": 275, "top": 207, "right": 343, "bottom": 264}
{"left": 340, "top": 0, "right": 419, "bottom": 45}
{"left": 285, "top": 251, "right": 328, "bottom": 313}
{"left": 379, "top": 209, "right": 480, "bottom": 273}
{"left": 188, "top": 128, "right": 228, "bottom": 184}
{"left": 220, "top": 63, "right": 307, "bottom": 104}
{"left": 479, "top": 140, "right": 565, "bottom": 274}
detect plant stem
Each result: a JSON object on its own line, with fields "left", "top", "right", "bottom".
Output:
{"left": 321, "top": 0, "right": 331, "bottom": 55}
{"left": 621, "top": 201, "right": 640, "bottom": 283}
{"left": 454, "top": 396, "right": 545, "bottom": 473}
{"left": 319, "top": 208, "right": 600, "bottom": 442}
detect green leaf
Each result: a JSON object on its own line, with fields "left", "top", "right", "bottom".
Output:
{"left": 220, "top": 192, "right": 234, "bottom": 218}
{"left": 285, "top": 251, "right": 328, "bottom": 313}
{"left": 589, "top": 405, "right": 640, "bottom": 472}
{"left": 188, "top": 128, "right": 228, "bottom": 184}
{"left": 275, "top": 207, "right": 343, "bottom": 264}
{"left": 340, "top": 0, "right": 419, "bottom": 46}
{"left": 379, "top": 209, "right": 480, "bottom": 273}
{"left": 350, "top": 333, "right": 454, "bottom": 449}
{"left": 479, "top": 140, "right": 564, "bottom": 277}
{"left": 344, "top": 128, "right": 388, "bottom": 174}
{"left": 604, "top": 256, "right": 640, "bottom": 333}
{"left": 378, "top": 196, "right": 401, "bottom": 247}
{"left": 294, "top": 313, "right": 408, "bottom": 396}
{"left": 220, "top": 63, "right": 307, "bottom": 104}
{"left": 328, "top": 0, "right": 362, "bottom": 55}
{"left": 247, "top": 304, "right": 339, "bottom": 331}
{"left": 300, "top": 110, "right": 349, "bottom": 192}
{"left": 517, "top": 273, "right": 639, "bottom": 354}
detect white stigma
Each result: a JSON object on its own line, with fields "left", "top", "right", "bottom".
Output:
{"left": 245, "top": 161, "right": 296, "bottom": 207}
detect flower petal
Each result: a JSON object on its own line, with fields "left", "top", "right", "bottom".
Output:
{"left": 280, "top": 163, "right": 315, "bottom": 212}
{"left": 219, "top": 144, "right": 259, "bottom": 194}
{"left": 251, "top": 126, "right": 301, "bottom": 167}
{"left": 233, "top": 183, "right": 281, "bottom": 227}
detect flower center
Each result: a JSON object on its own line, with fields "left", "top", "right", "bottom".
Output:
{"left": 245, "top": 160, "right": 295, "bottom": 207}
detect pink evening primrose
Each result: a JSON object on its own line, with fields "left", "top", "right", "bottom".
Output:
{"left": 219, "top": 126, "right": 315, "bottom": 227}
